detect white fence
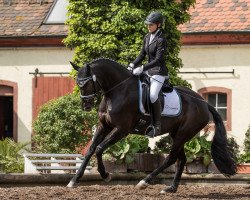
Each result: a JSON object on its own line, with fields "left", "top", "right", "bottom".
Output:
{"left": 23, "top": 153, "right": 92, "bottom": 174}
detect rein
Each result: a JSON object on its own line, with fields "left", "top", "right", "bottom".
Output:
{"left": 77, "top": 74, "right": 132, "bottom": 100}
{"left": 103, "top": 76, "right": 132, "bottom": 94}
{"left": 78, "top": 71, "right": 206, "bottom": 103}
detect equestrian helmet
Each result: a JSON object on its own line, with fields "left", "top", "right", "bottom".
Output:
{"left": 144, "top": 11, "right": 164, "bottom": 25}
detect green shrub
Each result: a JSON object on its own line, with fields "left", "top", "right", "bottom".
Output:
{"left": 227, "top": 137, "right": 241, "bottom": 164}
{"left": 0, "top": 138, "right": 29, "bottom": 173}
{"left": 153, "top": 135, "right": 172, "bottom": 155}
{"left": 238, "top": 125, "right": 250, "bottom": 163}
{"left": 103, "top": 134, "right": 149, "bottom": 164}
{"left": 33, "top": 93, "right": 98, "bottom": 153}
{"left": 244, "top": 125, "right": 250, "bottom": 154}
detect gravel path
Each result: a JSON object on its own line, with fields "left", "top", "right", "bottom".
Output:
{"left": 0, "top": 184, "right": 249, "bottom": 200}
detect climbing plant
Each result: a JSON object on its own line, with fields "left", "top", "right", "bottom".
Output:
{"left": 64, "top": 0, "right": 195, "bottom": 86}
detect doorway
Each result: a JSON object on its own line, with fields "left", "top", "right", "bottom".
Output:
{"left": 0, "top": 96, "right": 13, "bottom": 139}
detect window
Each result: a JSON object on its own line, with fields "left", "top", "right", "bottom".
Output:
{"left": 198, "top": 87, "right": 232, "bottom": 131}
{"left": 208, "top": 93, "right": 227, "bottom": 121}
{"left": 44, "top": 0, "right": 68, "bottom": 24}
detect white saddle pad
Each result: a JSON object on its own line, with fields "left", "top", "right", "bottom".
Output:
{"left": 139, "top": 81, "right": 182, "bottom": 117}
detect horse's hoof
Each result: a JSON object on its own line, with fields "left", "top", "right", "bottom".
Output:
{"left": 67, "top": 180, "right": 76, "bottom": 188}
{"left": 160, "top": 187, "right": 177, "bottom": 194}
{"left": 104, "top": 173, "right": 112, "bottom": 182}
{"left": 135, "top": 180, "right": 149, "bottom": 190}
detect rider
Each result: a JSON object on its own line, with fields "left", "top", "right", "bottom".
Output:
{"left": 128, "top": 11, "right": 168, "bottom": 137}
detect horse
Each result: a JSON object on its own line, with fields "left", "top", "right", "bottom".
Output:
{"left": 67, "top": 58, "right": 237, "bottom": 193}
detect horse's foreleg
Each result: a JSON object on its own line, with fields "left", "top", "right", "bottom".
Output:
{"left": 95, "top": 128, "right": 128, "bottom": 181}
{"left": 160, "top": 147, "right": 186, "bottom": 194}
{"left": 67, "top": 125, "right": 109, "bottom": 188}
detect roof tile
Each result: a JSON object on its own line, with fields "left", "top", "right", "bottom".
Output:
{"left": 0, "top": 0, "right": 67, "bottom": 37}
{"left": 180, "top": 0, "right": 250, "bottom": 33}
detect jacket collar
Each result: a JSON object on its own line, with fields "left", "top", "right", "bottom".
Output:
{"left": 146, "top": 29, "right": 162, "bottom": 46}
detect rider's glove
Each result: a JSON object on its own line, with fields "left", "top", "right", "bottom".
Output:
{"left": 133, "top": 65, "right": 144, "bottom": 76}
{"left": 128, "top": 63, "right": 134, "bottom": 72}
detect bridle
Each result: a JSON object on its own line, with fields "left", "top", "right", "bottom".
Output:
{"left": 77, "top": 73, "right": 132, "bottom": 101}
{"left": 77, "top": 75, "right": 98, "bottom": 100}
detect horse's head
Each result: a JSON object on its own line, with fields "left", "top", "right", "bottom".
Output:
{"left": 70, "top": 62, "right": 97, "bottom": 111}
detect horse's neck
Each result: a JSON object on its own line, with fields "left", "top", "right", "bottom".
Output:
{"left": 92, "top": 63, "right": 130, "bottom": 93}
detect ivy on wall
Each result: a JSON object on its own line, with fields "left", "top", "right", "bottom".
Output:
{"left": 64, "top": 0, "right": 196, "bottom": 86}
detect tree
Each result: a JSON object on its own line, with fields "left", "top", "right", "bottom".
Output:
{"left": 64, "top": 0, "right": 195, "bottom": 86}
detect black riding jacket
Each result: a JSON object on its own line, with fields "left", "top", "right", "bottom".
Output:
{"left": 132, "top": 29, "right": 168, "bottom": 76}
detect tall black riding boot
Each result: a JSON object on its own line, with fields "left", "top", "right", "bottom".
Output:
{"left": 147, "top": 99, "right": 162, "bottom": 138}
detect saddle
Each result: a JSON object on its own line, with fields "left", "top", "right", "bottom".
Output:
{"left": 134, "top": 75, "right": 182, "bottom": 133}
{"left": 140, "top": 74, "right": 173, "bottom": 115}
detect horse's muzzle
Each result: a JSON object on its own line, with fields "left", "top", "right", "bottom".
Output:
{"left": 81, "top": 100, "right": 93, "bottom": 112}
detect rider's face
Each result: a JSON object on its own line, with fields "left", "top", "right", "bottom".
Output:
{"left": 147, "top": 23, "right": 159, "bottom": 33}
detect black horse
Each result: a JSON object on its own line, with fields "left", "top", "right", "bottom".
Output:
{"left": 67, "top": 58, "right": 236, "bottom": 193}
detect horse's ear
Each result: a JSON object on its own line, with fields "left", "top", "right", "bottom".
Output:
{"left": 84, "top": 63, "right": 91, "bottom": 76}
{"left": 70, "top": 61, "right": 80, "bottom": 71}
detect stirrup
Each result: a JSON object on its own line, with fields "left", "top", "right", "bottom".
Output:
{"left": 145, "top": 125, "right": 155, "bottom": 138}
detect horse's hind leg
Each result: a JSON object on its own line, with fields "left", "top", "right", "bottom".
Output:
{"left": 136, "top": 143, "right": 180, "bottom": 190}
{"left": 160, "top": 147, "right": 186, "bottom": 193}
{"left": 136, "top": 132, "right": 189, "bottom": 191}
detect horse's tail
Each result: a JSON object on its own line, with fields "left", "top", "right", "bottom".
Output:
{"left": 208, "top": 103, "right": 237, "bottom": 176}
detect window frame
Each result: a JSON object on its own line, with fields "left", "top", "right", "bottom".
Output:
{"left": 198, "top": 87, "right": 232, "bottom": 131}
{"left": 43, "top": 0, "right": 68, "bottom": 25}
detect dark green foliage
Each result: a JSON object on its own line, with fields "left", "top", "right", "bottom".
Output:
{"left": 103, "top": 134, "right": 149, "bottom": 164}
{"left": 244, "top": 125, "right": 250, "bottom": 154}
{"left": 227, "top": 137, "right": 241, "bottom": 164}
{"left": 239, "top": 125, "right": 250, "bottom": 163}
{"left": 153, "top": 134, "right": 172, "bottom": 154}
{"left": 33, "top": 94, "right": 98, "bottom": 153}
{"left": 64, "top": 0, "right": 195, "bottom": 86}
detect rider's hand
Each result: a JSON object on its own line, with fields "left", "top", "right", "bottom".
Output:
{"left": 128, "top": 63, "right": 134, "bottom": 72}
{"left": 133, "top": 65, "right": 144, "bottom": 76}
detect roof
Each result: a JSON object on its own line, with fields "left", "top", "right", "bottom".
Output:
{"left": 1, "top": 0, "right": 250, "bottom": 46}
{"left": 180, "top": 0, "right": 250, "bottom": 33}
{"left": 0, "top": 0, "right": 68, "bottom": 38}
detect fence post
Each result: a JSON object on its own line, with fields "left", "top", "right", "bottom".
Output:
{"left": 23, "top": 154, "right": 40, "bottom": 174}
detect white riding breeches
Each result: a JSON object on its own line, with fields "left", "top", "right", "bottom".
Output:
{"left": 150, "top": 75, "right": 166, "bottom": 103}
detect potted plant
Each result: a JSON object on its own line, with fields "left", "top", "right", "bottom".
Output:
{"left": 184, "top": 134, "right": 212, "bottom": 174}
{"left": 237, "top": 125, "right": 250, "bottom": 173}
{"left": 237, "top": 153, "right": 250, "bottom": 173}
{"left": 103, "top": 134, "right": 149, "bottom": 172}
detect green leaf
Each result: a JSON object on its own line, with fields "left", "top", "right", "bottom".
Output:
{"left": 0, "top": 138, "right": 30, "bottom": 173}
{"left": 125, "top": 154, "right": 134, "bottom": 164}
{"left": 203, "top": 154, "right": 212, "bottom": 166}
